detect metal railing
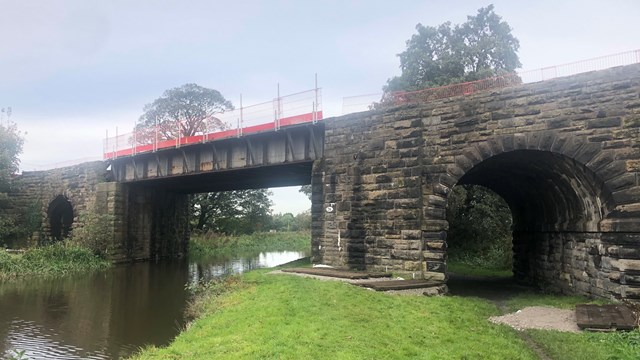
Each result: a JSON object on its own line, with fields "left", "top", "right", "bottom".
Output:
{"left": 343, "top": 49, "right": 640, "bottom": 112}
{"left": 103, "top": 87, "right": 322, "bottom": 159}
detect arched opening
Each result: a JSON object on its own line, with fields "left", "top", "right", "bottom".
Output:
{"left": 48, "top": 195, "right": 74, "bottom": 240}
{"left": 447, "top": 149, "right": 610, "bottom": 294}
{"left": 446, "top": 184, "right": 513, "bottom": 276}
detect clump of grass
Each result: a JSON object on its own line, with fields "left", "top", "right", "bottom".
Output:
{"left": 184, "top": 276, "right": 247, "bottom": 320}
{"left": 189, "top": 231, "right": 310, "bottom": 257}
{"left": 0, "top": 242, "right": 110, "bottom": 280}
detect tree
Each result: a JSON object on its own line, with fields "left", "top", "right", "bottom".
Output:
{"left": 299, "top": 185, "right": 311, "bottom": 201}
{"left": 191, "top": 189, "right": 273, "bottom": 235}
{"left": 446, "top": 185, "right": 513, "bottom": 269}
{"left": 136, "top": 83, "right": 233, "bottom": 141}
{"left": 0, "top": 115, "right": 24, "bottom": 245}
{"left": 385, "top": 4, "right": 521, "bottom": 92}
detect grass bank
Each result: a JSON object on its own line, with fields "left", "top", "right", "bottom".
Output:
{"left": 133, "top": 260, "right": 531, "bottom": 359}
{"left": 0, "top": 243, "right": 110, "bottom": 281}
{"left": 133, "top": 258, "right": 640, "bottom": 360}
{"left": 189, "top": 231, "right": 310, "bottom": 257}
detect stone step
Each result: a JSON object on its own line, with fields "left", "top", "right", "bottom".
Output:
{"left": 282, "top": 267, "right": 391, "bottom": 279}
{"left": 356, "top": 279, "right": 442, "bottom": 291}
{"left": 576, "top": 304, "right": 638, "bottom": 331}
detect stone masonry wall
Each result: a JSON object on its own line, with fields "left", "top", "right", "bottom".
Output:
{"left": 8, "top": 161, "right": 109, "bottom": 246}
{"left": 315, "top": 63, "right": 640, "bottom": 300}
{"left": 312, "top": 109, "right": 425, "bottom": 277}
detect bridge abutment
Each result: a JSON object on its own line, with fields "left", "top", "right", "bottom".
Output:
{"left": 313, "top": 63, "right": 640, "bottom": 300}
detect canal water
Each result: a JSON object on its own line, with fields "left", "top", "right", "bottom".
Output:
{"left": 0, "top": 250, "right": 308, "bottom": 359}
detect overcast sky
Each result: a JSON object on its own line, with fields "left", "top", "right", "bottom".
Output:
{"left": 1, "top": 0, "right": 638, "bottom": 214}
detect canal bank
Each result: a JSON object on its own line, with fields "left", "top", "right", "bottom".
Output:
{"left": 0, "top": 250, "right": 308, "bottom": 359}
{"left": 131, "top": 260, "right": 640, "bottom": 360}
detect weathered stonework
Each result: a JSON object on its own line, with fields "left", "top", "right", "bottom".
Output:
{"left": 8, "top": 161, "right": 109, "bottom": 247}
{"left": 6, "top": 162, "right": 189, "bottom": 262}
{"left": 313, "top": 63, "right": 640, "bottom": 300}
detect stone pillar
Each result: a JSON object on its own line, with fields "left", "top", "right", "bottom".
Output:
{"left": 96, "top": 182, "right": 189, "bottom": 262}
{"left": 312, "top": 109, "right": 427, "bottom": 279}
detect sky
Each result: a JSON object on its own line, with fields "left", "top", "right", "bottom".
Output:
{"left": 1, "top": 0, "right": 638, "bottom": 214}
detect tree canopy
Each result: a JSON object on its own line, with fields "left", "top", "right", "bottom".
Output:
{"left": 0, "top": 120, "right": 23, "bottom": 192}
{"left": 386, "top": 4, "right": 521, "bottom": 92}
{"left": 137, "top": 83, "right": 233, "bottom": 140}
{"left": 0, "top": 117, "right": 24, "bottom": 244}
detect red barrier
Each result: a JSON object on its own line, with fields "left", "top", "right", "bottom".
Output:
{"left": 104, "top": 111, "right": 323, "bottom": 159}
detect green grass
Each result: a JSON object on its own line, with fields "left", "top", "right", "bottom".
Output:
{"left": 505, "top": 291, "right": 610, "bottom": 312}
{"left": 132, "top": 257, "right": 640, "bottom": 360}
{"left": 133, "top": 267, "right": 538, "bottom": 360}
{"left": 447, "top": 260, "right": 513, "bottom": 278}
{"left": 0, "top": 242, "right": 110, "bottom": 280}
{"left": 189, "top": 231, "right": 310, "bottom": 257}
{"left": 526, "top": 329, "right": 640, "bottom": 360}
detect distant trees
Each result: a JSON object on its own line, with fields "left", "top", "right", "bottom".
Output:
{"left": 385, "top": 4, "right": 521, "bottom": 92}
{"left": 191, "top": 189, "right": 272, "bottom": 235}
{"left": 446, "top": 185, "right": 513, "bottom": 269}
{"left": 270, "top": 211, "right": 311, "bottom": 232}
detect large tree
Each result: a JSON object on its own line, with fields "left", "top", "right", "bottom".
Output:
{"left": 137, "top": 83, "right": 233, "bottom": 141}
{"left": 191, "top": 189, "right": 273, "bottom": 235}
{"left": 386, "top": 4, "right": 521, "bottom": 92}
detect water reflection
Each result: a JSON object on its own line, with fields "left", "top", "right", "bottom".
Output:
{"left": 0, "top": 250, "right": 307, "bottom": 359}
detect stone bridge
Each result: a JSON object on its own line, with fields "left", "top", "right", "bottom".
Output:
{"left": 8, "top": 63, "right": 640, "bottom": 300}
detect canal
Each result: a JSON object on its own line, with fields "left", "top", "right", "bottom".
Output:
{"left": 0, "top": 250, "right": 308, "bottom": 359}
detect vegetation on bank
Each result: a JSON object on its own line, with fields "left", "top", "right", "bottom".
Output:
{"left": 0, "top": 243, "right": 110, "bottom": 280}
{"left": 133, "top": 264, "right": 537, "bottom": 359}
{"left": 189, "top": 231, "right": 310, "bottom": 257}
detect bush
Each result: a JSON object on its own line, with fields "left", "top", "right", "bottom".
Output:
{"left": 69, "top": 212, "right": 114, "bottom": 256}
{"left": 0, "top": 243, "right": 110, "bottom": 280}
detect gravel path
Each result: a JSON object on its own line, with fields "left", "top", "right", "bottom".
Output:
{"left": 489, "top": 306, "right": 581, "bottom": 332}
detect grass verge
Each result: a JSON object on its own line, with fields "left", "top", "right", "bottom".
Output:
{"left": 0, "top": 242, "right": 110, "bottom": 280}
{"left": 189, "top": 231, "right": 310, "bottom": 257}
{"left": 447, "top": 260, "right": 512, "bottom": 278}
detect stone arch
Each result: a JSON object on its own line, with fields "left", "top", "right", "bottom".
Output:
{"left": 440, "top": 132, "right": 622, "bottom": 229}
{"left": 437, "top": 132, "right": 623, "bottom": 296}
{"left": 48, "top": 195, "right": 74, "bottom": 240}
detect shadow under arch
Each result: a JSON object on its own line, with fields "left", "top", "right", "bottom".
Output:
{"left": 450, "top": 149, "right": 613, "bottom": 291}
{"left": 48, "top": 195, "right": 74, "bottom": 240}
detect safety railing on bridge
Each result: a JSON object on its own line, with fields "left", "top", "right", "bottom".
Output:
{"left": 103, "top": 88, "right": 322, "bottom": 159}
{"left": 343, "top": 49, "right": 640, "bottom": 113}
